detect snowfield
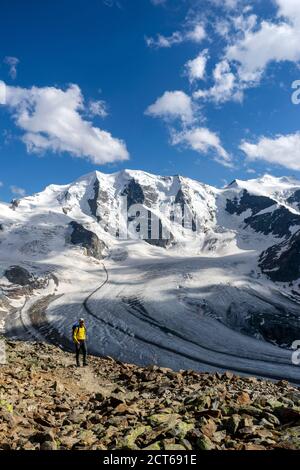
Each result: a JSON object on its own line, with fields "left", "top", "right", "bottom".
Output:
{"left": 1, "top": 170, "right": 300, "bottom": 382}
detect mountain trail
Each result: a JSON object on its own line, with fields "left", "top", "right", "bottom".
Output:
{"left": 1, "top": 339, "right": 300, "bottom": 450}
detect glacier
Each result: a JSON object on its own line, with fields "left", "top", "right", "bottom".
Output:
{"left": 0, "top": 169, "right": 300, "bottom": 382}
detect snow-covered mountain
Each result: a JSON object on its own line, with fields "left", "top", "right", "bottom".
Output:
{"left": 1, "top": 170, "right": 300, "bottom": 382}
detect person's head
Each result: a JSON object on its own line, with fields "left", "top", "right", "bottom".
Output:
{"left": 79, "top": 318, "right": 85, "bottom": 326}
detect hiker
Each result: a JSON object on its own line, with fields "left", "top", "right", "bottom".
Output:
{"left": 73, "top": 318, "right": 88, "bottom": 367}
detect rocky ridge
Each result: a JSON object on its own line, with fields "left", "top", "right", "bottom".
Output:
{"left": 1, "top": 340, "right": 300, "bottom": 451}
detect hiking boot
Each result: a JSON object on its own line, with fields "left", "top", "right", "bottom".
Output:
{"left": 83, "top": 363, "right": 88, "bottom": 367}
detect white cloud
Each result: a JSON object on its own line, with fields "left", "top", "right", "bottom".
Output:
{"left": 172, "top": 127, "right": 231, "bottom": 167}
{"left": 10, "top": 185, "right": 26, "bottom": 197}
{"left": 0, "top": 181, "right": 3, "bottom": 187}
{"left": 211, "top": 60, "right": 236, "bottom": 99}
{"left": 232, "top": 12, "right": 257, "bottom": 33}
{"left": 276, "top": 0, "right": 300, "bottom": 25}
{"left": 185, "top": 24, "right": 206, "bottom": 43}
{"left": 226, "top": 21, "right": 300, "bottom": 84}
{"left": 147, "top": 0, "right": 300, "bottom": 106}
{"left": 194, "top": 59, "right": 243, "bottom": 103}
{"left": 146, "top": 32, "right": 183, "bottom": 49}
{"left": 88, "top": 99, "right": 108, "bottom": 118}
{"left": 185, "top": 50, "right": 208, "bottom": 83}
{"left": 4, "top": 57, "right": 19, "bottom": 80}
{"left": 4, "top": 83, "right": 129, "bottom": 165}
{"left": 146, "top": 23, "right": 205, "bottom": 48}
{"left": 145, "top": 90, "right": 194, "bottom": 123}
{"left": 240, "top": 132, "right": 300, "bottom": 171}
{"left": 214, "top": 19, "right": 231, "bottom": 38}
{"left": 192, "top": 0, "right": 300, "bottom": 104}
{"left": 0, "top": 81, "right": 5, "bottom": 104}
{"left": 222, "top": 1, "right": 300, "bottom": 89}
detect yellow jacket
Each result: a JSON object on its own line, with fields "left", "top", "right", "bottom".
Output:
{"left": 73, "top": 325, "right": 86, "bottom": 343}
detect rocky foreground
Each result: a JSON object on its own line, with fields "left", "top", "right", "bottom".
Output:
{"left": 0, "top": 340, "right": 300, "bottom": 451}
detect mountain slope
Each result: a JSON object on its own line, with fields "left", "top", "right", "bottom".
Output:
{"left": 1, "top": 339, "right": 300, "bottom": 450}
{"left": 0, "top": 170, "right": 300, "bottom": 382}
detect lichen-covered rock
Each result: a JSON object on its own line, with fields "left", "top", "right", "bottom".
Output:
{"left": 197, "top": 435, "right": 215, "bottom": 450}
{"left": 277, "top": 426, "right": 300, "bottom": 449}
{"left": 225, "top": 414, "right": 241, "bottom": 434}
{"left": 1, "top": 340, "right": 300, "bottom": 451}
{"left": 122, "top": 425, "right": 151, "bottom": 449}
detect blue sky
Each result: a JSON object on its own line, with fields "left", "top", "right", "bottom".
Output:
{"left": 1, "top": 0, "right": 300, "bottom": 200}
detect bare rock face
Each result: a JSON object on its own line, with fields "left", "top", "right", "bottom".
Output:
{"left": 226, "top": 189, "right": 300, "bottom": 237}
{"left": 244, "top": 206, "right": 300, "bottom": 238}
{"left": 226, "top": 189, "right": 275, "bottom": 217}
{"left": 69, "top": 221, "right": 107, "bottom": 260}
{"left": 3, "top": 267, "right": 49, "bottom": 301}
{"left": 259, "top": 229, "right": 300, "bottom": 282}
{"left": 121, "top": 178, "right": 145, "bottom": 209}
{"left": 287, "top": 189, "right": 300, "bottom": 210}
{"left": 4, "top": 266, "right": 35, "bottom": 286}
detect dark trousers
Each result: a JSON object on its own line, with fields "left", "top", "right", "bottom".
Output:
{"left": 75, "top": 340, "right": 87, "bottom": 365}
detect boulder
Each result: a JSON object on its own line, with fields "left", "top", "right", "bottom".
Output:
{"left": 40, "top": 440, "right": 57, "bottom": 451}
{"left": 277, "top": 426, "right": 300, "bottom": 450}
{"left": 197, "top": 435, "right": 215, "bottom": 450}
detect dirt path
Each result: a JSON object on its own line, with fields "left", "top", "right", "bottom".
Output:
{"left": 58, "top": 349, "right": 118, "bottom": 397}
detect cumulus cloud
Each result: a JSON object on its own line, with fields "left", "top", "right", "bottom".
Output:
{"left": 146, "top": 23, "right": 205, "bottom": 48}
{"left": 276, "top": 0, "right": 300, "bottom": 25}
{"left": 194, "top": 59, "right": 243, "bottom": 103}
{"left": 185, "top": 50, "right": 208, "bottom": 83}
{"left": 3, "top": 83, "right": 129, "bottom": 164}
{"left": 4, "top": 57, "right": 19, "bottom": 80}
{"left": 219, "top": 0, "right": 300, "bottom": 94}
{"left": 145, "top": 90, "right": 194, "bottom": 123}
{"left": 145, "top": 89, "right": 230, "bottom": 167}
{"left": 10, "top": 185, "right": 26, "bottom": 197}
{"left": 191, "top": 0, "right": 300, "bottom": 104}
{"left": 240, "top": 133, "right": 300, "bottom": 171}
{"left": 226, "top": 21, "right": 300, "bottom": 84}
{"left": 172, "top": 127, "right": 231, "bottom": 167}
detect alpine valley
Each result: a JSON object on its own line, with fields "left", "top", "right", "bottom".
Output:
{"left": 1, "top": 169, "right": 300, "bottom": 383}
